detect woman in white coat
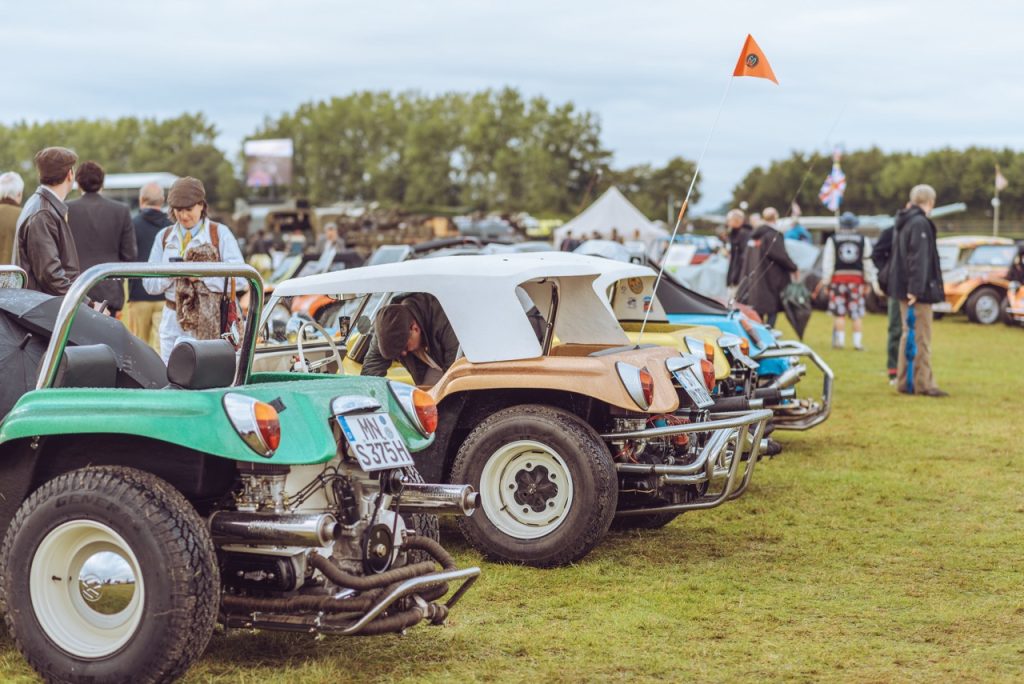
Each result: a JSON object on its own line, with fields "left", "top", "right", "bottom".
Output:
{"left": 143, "top": 177, "right": 247, "bottom": 362}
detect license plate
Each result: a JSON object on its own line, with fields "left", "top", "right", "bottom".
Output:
{"left": 337, "top": 413, "right": 414, "bottom": 472}
{"left": 673, "top": 367, "right": 715, "bottom": 409}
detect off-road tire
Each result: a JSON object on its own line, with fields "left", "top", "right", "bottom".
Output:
{"left": 0, "top": 466, "right": 219, "bottom": 684}
{"left": 965, "top": 287, "right": 1002, "bottom": 325}
{"left": 402, "top": 466, "right": 440, "bottom": 564}
{"left": 450, "top": 404, "right": 616, "bottom": 567}
{"left": 610, "top": 512, "right": 680, "bottom": 530}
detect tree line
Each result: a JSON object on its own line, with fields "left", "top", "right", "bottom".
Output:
{"left": 731, "top": 147, "right": 1024, "bottom": 219}
{"left": 0, "top": 89, "right": 695, "bottom": 218}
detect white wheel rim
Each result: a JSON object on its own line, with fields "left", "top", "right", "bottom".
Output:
{"left": 976, "top": 295, "right": 999, "bottom": 324}
{"left": 479, "top": 440, "right": 575, "bottom": 540}
{"left": 30, "top": 520, "right": 145, "bottom": 659}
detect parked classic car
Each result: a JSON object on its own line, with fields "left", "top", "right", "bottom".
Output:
{"left": 653, "top": 271, "right": 834, "bottom": 431}
{"left": 258, "top": 253, "right": 771, "bottom": 567}
{"left": 934, "top": 235, "right": 1016, "bottom": 324}
{"left": 0, "top": 264, "right": 479, "bottom": 684}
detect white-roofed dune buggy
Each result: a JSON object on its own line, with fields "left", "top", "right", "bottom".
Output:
{"left": 258, "top": 253, "right": 772, "bottom": 568}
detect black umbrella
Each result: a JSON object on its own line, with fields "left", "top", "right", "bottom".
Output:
{"left": 0, "top": 290, "right": 166, "bottom": 388}
{"left": 781, "top": 282, "right": 813, "bottom": 340}
{"left": 0, "top": 311, "right": 47, "bottom": 418}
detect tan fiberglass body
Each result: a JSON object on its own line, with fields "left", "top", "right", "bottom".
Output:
{"left": 430, "top": 343, "right": 683, "bottom": 414}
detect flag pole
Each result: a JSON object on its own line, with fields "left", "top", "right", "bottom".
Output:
{"left": 993, "top": 167, "right": 1000, "bottom": 238}
{"left": 637, "top": 75, "right": 735, "bottom": 345}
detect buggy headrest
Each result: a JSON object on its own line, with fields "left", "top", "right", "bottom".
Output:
{"left": 167, "top": 339, "right": 236, "bottom": 390}
{"left": 56, "top": 344, "right": 118, "bottom": 389}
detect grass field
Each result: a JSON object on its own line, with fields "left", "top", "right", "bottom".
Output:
{"left": 1, "top": 312, "right": 1021, "bottom": 683}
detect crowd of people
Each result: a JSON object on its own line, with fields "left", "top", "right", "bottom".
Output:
{"left": 723, "top": 185, "right": 949, "bottom": 397}
{"left": 0, "top": 147, "right": 246, "bottom": 362}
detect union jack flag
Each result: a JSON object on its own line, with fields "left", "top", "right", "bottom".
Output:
{"left": 819, "top": 162, "right": 846, "bottom": 212}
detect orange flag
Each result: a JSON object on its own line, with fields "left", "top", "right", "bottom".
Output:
{"left": 733, "top": 34, "right": 778, "bottom": 84}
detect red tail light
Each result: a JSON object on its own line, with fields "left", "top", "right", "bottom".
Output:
{"left": 412, "top": 388, "right": 438, "bottom": 435}
{"left": 253, "top": 401, "right": 282, "bottom": 451}
{"left": 739, "top": 316, "right": 764, "bottom": 348}
{"left": 700, "top": 359, "right": 715, "bottom": 391}
{"left": 639, "top": 368, "right": 655, "bottom": 408}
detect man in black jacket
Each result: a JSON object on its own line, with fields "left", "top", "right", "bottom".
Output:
{"left": 737, "top": 207, "right": 798, "bottom": 326}
{"left": 361, "top": 292, "right": 460, "bottom": 385}
{"left": 887, "top": 185, "right": 947, "bottom": 397}
{"left": 14, "top": 147, "right": 81, "bottom": 295}
{"left": 67, "top": 161, "right": 137, "bottom": 313}
{"left": 725, "top": 208, "right": 752, "bottom": 296}
{"left": 122, "top": 182, "right": 171, "bottom": 348}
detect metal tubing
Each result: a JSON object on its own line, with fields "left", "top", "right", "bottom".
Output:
{"left": 398, "top": 482, "right": 479, "bottom": 516}
{"left": 600, "top": 408, "right": 773, "bottom": 440}
{"left": 0, "top": 265, "right": 27, "bottom": 289}
{"left": 35, "top": 262, "right": 264, "bottom": 390}
{"left": 210, "top": 511, "right": 340, "bottom": 547}
{"left": 756, "top": 340, "right": 834, "bottom": 431}
{"left": 768, "top": 363, "right": 806, "bottom": 389}
{"left": 221, "top": 566, "right": 481, "bottom": 635}
{"left": 614, "top": 409, "right": 770, "bottom": 516}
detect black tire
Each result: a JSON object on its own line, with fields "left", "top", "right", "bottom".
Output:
{"left": 610, "top": 512, "right": 680, "bottom": 530}
{"left": 402, "top": 466, "right": 440, "bottom": 564}
{"left": 965, "top": 287, "right": 1002, "bottom": 325}
{"left": 1000, "top": 295, "right": 1013, "bottom": 325}
{"left": 450, "top": 404, "right": 617, "bottom": 567}
{"left": 0, "top": 466, "right": 219, "bottom": 684}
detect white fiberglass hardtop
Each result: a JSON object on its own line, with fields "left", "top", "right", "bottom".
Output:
{"left": 268, "top": 252, "right": 658, "bottom": 363}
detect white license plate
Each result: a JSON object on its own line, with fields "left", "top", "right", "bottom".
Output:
{"left": 337, "top": 413, "right": 415, "bottom": 472}
{"left": 673, "top": 367, "right": 715, "bottom": 409}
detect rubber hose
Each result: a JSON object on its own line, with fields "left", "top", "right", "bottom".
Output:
{"left": 309, "top": 553, "right": 436, "bottom": 591}
{"left": 221, "top": 591, "right": 381, "bottom": 615}
{"left": 402, "top": 535, "right": 457, "bottom": 571}
{"left": 356, "top": 605, "right": 425, "bottom": 635}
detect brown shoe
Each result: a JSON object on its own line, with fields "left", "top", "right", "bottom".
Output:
{"left": 922, "top": 388, "right": 950, "bottom": 398}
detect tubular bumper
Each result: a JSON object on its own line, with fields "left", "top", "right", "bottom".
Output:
{"left": 603, "top": 409, "right": 772, "bottom": 516}
{"left": 755, "top": 340, "right": 834, "bottom": 430}
{"left": 222, "top": 565, "right": 481, "bottom": 635}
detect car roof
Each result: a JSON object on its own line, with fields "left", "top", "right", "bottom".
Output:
{"left": 271, "top": 253, "right": 653, "bottom": 363}
{"left": 937, "top": 235, "right": 1014, "bottom": 248}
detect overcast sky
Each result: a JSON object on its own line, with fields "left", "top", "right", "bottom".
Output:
{"left": 2, "top": 1, "right": 1021, "bottom": 212}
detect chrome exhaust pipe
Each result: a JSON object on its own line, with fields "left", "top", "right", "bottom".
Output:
{"left": 770, "top": 363, "right": 807, "bottom": 390}
{"left": 210, "top": 511, "right": 340, "bottom": 547}
{"left": 398, "top": 483, "right": 478, "bottom": 516}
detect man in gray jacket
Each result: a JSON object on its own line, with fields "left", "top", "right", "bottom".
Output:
{"left": 67, "top": 161, "right": 136, "bottom": 313}
{"left": 14, "top": 147, "right": 81, "bottom": 296}
{"left": 886, "top": 184, "right": 947, "bottom": 397}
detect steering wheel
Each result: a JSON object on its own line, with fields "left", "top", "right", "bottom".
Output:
{"left": 294, "top": 317, "right": 344, "bottom": 374}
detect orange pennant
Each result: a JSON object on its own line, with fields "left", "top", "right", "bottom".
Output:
{"left": 732, "top": 34, "right": 778, "bottom": 84}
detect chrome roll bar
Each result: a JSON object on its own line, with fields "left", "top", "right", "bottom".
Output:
{"left": 35, "top": 262, "right": 264, "bottom": 390}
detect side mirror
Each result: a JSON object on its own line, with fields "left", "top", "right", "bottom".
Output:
{"left": 355, "top": 315, "right": 372, "bottom": 335}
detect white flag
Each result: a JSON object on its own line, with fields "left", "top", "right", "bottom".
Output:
{"left": 996, "top": 166, "right": 1009, "bottom": 191}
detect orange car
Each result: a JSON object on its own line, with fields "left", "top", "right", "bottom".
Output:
{"left": 934, "top": 236, "right": 1016, "bottom": 325}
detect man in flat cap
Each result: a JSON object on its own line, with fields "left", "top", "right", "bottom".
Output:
{"left": 143, "top": 176, "right": 246, "bottom": 361}
{"left": 14, "top": 147, "right": 81, "bottom": 295}
{"left": 361, "top": 292, "right": 460, "bottom": 385}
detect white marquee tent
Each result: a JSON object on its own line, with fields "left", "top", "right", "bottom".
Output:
{"left": 553, "top": 187, "right": 668, "bottom": 248}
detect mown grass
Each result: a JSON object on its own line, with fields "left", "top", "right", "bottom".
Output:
{"left": 1, "top": 312, "right": 1021, "bottom": 683}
